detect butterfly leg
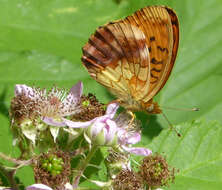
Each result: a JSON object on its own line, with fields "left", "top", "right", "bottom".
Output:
{"left": 126, "top": 110, "right": 136, "bottom": 125}
{"left": 109, "top": 99, "right": 136, "bottom": 124}
{"left": 162, "top": 112, "right": 181, "bottom": 137}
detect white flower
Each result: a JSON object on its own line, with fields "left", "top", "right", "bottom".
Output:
{"left": 12, "top": 82, "right": 83, "bottom": 143}
{"left": 26, "top": 183, "right": 73, "bottom": 190}
{"left": 62, "top": 104, "right": 152, "bottom": 156}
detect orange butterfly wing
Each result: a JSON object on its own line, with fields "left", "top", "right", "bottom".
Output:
{"left": 82, "top": 21, "right": 151, "bottom": 105}
{"left": 125, "top": 6, "right": 179, "bottom": 102}
{"left": 82, "top": 6, "right": 179, "bottom": 113}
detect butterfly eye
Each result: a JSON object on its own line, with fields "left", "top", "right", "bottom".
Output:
{"left": 146, "top": 104, "right": 154, "bottom": 112}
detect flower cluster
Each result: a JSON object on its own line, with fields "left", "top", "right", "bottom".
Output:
{"left": 10, "top": 82, "right": 151, "bottom": 156}
{"left": 0, "top": 82, "right": 175, "bottom": 190}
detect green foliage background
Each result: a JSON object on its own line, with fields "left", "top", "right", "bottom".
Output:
{"left": 0, "top": 0, "right": 222, "bottom": 189}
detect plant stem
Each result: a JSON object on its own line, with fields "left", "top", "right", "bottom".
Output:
{"left": 72, "top": 145, "right": 98, "bottom": 189}
{"left": 0, "top": 152, "right": 32, "bottom": 165}
{"left": 0, "top": 152, "right": 20, "bottom": 164}
{"left": 75, "top": 188, "right": 98, "bottom": 190}
{"left": 0, "top": 165, "right": 19, "bottom": 190}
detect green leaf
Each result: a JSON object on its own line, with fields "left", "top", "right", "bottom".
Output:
{"left": 0, "top": 0, "right": 222, "bottom": 125}
{"left": 0, "top": 0, "right": 222, "bottom": 188}
{"left": 149, "top": 119, "right": 222, "bottom": 190}
{"left": 124, "top": 0, "right": 222, "bottom": 126}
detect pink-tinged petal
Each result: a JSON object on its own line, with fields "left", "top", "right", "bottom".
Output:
{"left": 63, "top": 118, "right": 94, "bottom": 128}
{"left": 117, "top": 128, "right": 126, "bottom": 138}
{"left": 117, "top": 128, "right": 129, "bottom": 144}
{"left": 122, "top": 146, "right": 152, "bottom": 156}
{"left": 104, "top": 119, "right": 117, "bottom": 143}
{"left": 15, "top": 84, "right": 34, "bottom": 98}
{"left": 62, "top": 82, "right": 83, "bottom": 114}
{"left": 64, "top": 183, "right": 73, "bottom": 190}
{"left": 89, "top": 114, "right": 113, "bottom": 124}
{"left": 91, "top": 121, "right": 105, "bottom": 137}
{"left": 42, "top": 117, "right": 66, "bottom": 127}
{"left": 73, "top": 175, "right": 81, "bottom": 189}
{"left": 117, "top": 129, "right": 141, "bottom": 145}
{"left": 63, "top": 114, "right": 112, "bottom": 129}
{"left": 69, "top": 81, "right": 83, "bottom": 99}
{"left": 125, "top": 132, "right": 141, "bottom": 144}
{"left": 0, "top": 187, "right": 12, "bottom": 190}
{"left": 105, "top": 103, "right": 119, "bottom": 118}
{"left": 26, "top": 184, "right": 53, "bottom": 190}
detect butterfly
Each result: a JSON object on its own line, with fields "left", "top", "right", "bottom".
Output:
{"left": 81, "top": 6, "right": 179, "bottom": 115}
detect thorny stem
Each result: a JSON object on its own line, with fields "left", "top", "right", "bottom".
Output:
{"left": 0, "top": 152, "right": 33, "bottom": 189}
{"left": 0, "top": 152, "right": 32, "bottom": 166}
{"left": 75, "top": 188, "right": 99, "bottom": 190}
{"left": 72, "top": 145, "right": 98, "bottom": 189}
{"left": 18, "top": 136, "right": 34, "bottom": 159}
{"left": 0, "top": 165, "right": 19, "bottom": 190}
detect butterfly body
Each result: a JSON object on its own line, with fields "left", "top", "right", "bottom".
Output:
{"left": 82, "top": 6, "right": 179, "bottom": 115}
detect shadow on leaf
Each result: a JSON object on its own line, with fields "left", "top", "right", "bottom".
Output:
{"left": 112, "top": 0, "right": 123, "bottom": 4}
{"left": 136, "top": 112, "right": 163, "bottom": 139}
{"left": 0, "top": 86, "right": 9, "bottom": 120}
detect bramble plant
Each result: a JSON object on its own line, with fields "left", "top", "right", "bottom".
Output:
{"left": 0, "top": 82, "right": 173, "bottom": 190}
{"left": 0, "top": 0, "right": 222, "bottom": 190}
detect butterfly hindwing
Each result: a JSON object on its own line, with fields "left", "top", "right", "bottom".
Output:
{"left": 82, "top": 21, "right": 151, "bottom": 103}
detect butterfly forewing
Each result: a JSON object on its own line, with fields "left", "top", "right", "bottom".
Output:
{"left": 125, "top": 6, "right": 176, "bottom": 102}
{"left": 82, "top": 6, "right": 179, "bottom": 112}
{"left": 157, "top": 7, "right": 179, "bottom": 93}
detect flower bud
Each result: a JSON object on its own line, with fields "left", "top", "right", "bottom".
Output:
{"left": 112, "top": 169, "right": 144, "bottom": 190}
{"left": 105, "top": 150, "right": 130, "bottom": 179}
{"left": 86, "top": 118, "right": 118, "bottom": 146}
{"left": 71, "top": 93, "right": 105, "bottom": 122}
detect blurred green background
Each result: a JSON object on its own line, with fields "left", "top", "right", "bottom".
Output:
{"left": 0, "top": 0, "right": 222, "bottom": 189}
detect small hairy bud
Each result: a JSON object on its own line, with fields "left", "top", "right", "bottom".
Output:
{"left": 10, "top": 93, "right": 37, "bottom": 123}
{"left": 140, "top": 154, "right": 176, "bottom": 188}
{"left": 105, "top": 150, "right": 130, "bottom": 179}
{"left": 112, "top": 169, "right": 144, "bottom": 190}
{"left": 71, "top": 93, "right": 105, "bottom": 121}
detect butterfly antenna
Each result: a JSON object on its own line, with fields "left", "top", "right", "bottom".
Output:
{"left": 162, "top": 112, "right": 181, "bottom": 137}
{"left": 160, "top": 106, "right": 200, "bottom": 112}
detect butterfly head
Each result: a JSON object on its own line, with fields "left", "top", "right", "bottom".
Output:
{"left": 119, "top": 98, "right": 162, "bottom": 115}
{"left": 142, "top": 100, "right": 162, "bottom": 114}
